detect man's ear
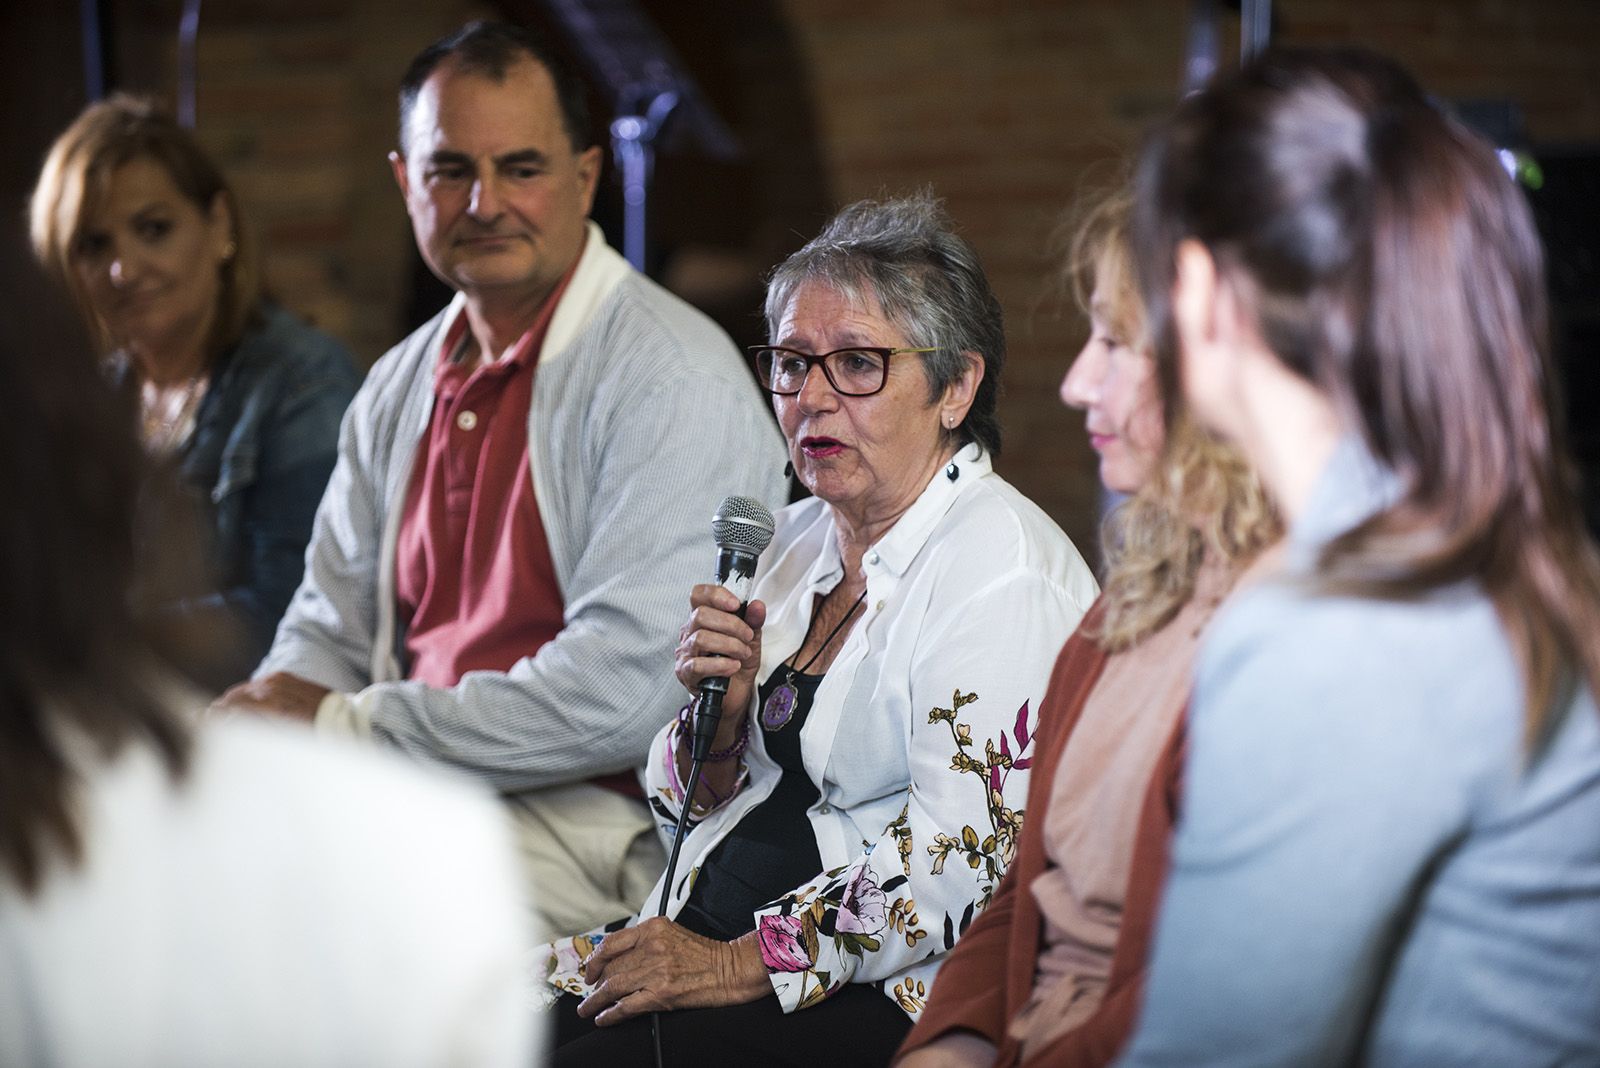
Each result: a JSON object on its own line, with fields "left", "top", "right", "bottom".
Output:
{"left": 575, "top": 145, "right": 603, "bottom": 214}
{"left": 388, "top": 150, "right": 411, "bottom": 202}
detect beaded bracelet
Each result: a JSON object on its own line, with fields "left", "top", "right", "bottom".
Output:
{"left": 675, "top": 700, "right": 752, "bottom": 763}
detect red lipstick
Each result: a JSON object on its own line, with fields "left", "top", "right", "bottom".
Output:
{"left": 800, "top": 436, "right": 845, "bottom": 457}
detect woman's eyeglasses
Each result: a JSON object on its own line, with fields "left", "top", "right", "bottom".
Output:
{"left": 749, "top": 346, "right": 936, "bottom": 397}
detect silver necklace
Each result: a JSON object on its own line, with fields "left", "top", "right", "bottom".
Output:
{"left": 140, "top": 374, "right": 209, "bottom": 455}
{"left": 760, "top": 586, "right": 868, "bottom": 731}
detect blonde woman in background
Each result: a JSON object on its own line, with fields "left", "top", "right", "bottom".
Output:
{"left": 897, "top": 190, "right": 1279, "bottom": 1068}
{"left": 30, "top": 96, "right": 359, "bottom": 687}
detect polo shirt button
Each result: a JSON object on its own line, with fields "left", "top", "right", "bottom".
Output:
{"left": 866, "top": 551, "right": 880, "bottom": 565}
{"left": 818, "top": 803, "right": 832, "bottom": 815}
{"left": 456, "top": 410, "right": 478, "bottom": 431}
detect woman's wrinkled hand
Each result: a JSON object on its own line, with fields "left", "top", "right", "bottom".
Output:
{"left": 576, "top": 917, "right": 770, "bottom": 1026}
{"left": 674, "top": 584, "right": 766, "bottom": 715}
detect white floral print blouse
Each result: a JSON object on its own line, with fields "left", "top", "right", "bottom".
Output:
{"left": 533, "top": 444, "right": 1097, "bottom": 1018}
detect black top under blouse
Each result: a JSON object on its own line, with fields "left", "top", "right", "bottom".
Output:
{"left": 675, "top": 668, "right": 826, "bottom": 942}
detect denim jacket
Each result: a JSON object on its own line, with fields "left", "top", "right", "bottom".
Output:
{"left": 120, "top": 303, "right": 359, "bottom": 683}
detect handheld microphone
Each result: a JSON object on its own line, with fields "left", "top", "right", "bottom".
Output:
{"left": 693, "top": 495, "right": 776, "bottom": 762}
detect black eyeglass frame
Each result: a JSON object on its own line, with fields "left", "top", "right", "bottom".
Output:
{"left": 747, "top": 345, "right": 938, "bottom": 397}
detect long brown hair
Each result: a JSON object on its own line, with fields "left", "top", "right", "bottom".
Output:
{"left": 1064, "top": 189, "right": 1279, "bottom": 649}
{"left": 29, "top": 94, "right": 261, "bottom": 364}
{"left": 0, "top": 257, "right": 191, "bottom": 896}
{"left": 1133, "top": 46, "right": 1600, "bottom": 740}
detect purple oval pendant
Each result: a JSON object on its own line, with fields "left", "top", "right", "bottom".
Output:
{"left": 761, "top": 679, "right": 799, "bottom": 731}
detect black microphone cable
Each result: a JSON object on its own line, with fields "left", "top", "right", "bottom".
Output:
{"left": 651, "top": 495, "right": 774, "bottom": 1068}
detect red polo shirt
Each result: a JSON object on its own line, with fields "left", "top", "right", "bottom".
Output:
{"left": 394, "top": 289, "right": 564, "bottom": 690}
{"left": 395, "top": 260, "right": 642, "bottom": 799}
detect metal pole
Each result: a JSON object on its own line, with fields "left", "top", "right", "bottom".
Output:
{"left": 1182, "top": 0, "right": 1220, "bottom": 94}
{"left": 80, "top": 0, "right": 108, "bottom": 100}
{"left": 1241, "top": 0, "right": 1272, "bottom": 64}
{"left": 612, "top": 115, "right": 648, "bottom": 271}
{"left": 609, "top": 89, "right": 678, "bottom": 273}
{"left": 177, "top": 0, "right": 202, "bottom": 127}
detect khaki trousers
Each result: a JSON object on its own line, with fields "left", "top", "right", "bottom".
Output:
{"left": 504, "top": 781, "right": 665, "bottom": 941}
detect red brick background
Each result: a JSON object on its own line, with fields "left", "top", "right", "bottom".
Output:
{"left": 7, "top": 0, "right": 1597, "bottom": 557}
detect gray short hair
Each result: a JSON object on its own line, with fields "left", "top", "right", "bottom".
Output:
{"left": 764, "top": 192, "right": 1005, "bottom": 456}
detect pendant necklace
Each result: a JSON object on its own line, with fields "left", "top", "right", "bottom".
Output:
{"left": 761, "top": 586, "right": 868, "bottom": 731}
{"left": 141, "top": 374, "right": 209, "bottom": 455}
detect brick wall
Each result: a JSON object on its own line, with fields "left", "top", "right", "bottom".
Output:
{"left": 108, "top": 0, "right": 491, "bottom": 364}
{"left": 771, "top": 1, "right": 1188, "bottom": 554}
{"left": 86, "top": 0, "right": 1600, "bottom": 556}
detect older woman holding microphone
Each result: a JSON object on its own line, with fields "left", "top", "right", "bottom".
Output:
{"left": 540, "top": 193, "right": 1098, "bottom": 1065}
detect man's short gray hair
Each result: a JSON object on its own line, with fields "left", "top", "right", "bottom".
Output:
{"left": 764, "top": 192, "right": 1005, "bottom": 456}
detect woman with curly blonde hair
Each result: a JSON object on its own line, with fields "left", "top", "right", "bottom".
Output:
{"left": 896, "top": 189, "right": 1278, "bottom": 1068}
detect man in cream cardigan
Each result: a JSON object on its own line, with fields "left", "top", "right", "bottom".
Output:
{"left": 215, "top": 21, "right": 785, "bottom": 936}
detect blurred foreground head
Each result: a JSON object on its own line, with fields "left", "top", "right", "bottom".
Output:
{"left": 0, "top": 256, "right": 189, "bottom": 894}
{"left": 1132, "top": 44, "right": 1600, "bottom": 735}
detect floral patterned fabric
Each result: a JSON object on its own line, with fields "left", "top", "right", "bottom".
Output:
{"left": 753, "top": 693, "right": 1038, "bottom": 1013}
{"left": 530, "top": 444, "right": 1097, "bottom": 1017}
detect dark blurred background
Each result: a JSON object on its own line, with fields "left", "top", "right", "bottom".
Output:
{"left": 5, "top": 0, "right": 1597, "bottom": 557}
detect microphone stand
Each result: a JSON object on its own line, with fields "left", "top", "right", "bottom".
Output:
{"left": 651, "top": 684, "right": 726, "bottom": 1068}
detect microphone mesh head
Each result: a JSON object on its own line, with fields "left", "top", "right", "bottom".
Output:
{"left": 711, "top": 495, "right": 776, "bottom": 554}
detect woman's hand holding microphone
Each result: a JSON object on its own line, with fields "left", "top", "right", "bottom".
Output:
{"left": 671, "top": 585, "right": 767, "bottom": 807}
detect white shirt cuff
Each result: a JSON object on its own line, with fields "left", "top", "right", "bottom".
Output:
{"left": 314, "top": 690, "right": 372, "bottom": 740}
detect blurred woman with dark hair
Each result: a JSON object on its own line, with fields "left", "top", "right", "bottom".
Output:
{"left": 1120, "top": 46, "right": 1600, "bottom": 1065}
{"left": 0, "top": 260, "right": 536, "bottom": 1066}
{"left": 30, "top": 95, "right": 359, "bottom": 685}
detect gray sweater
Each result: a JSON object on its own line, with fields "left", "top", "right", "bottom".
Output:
{"left": 1120, "top": 438, "right": 1600, "bottom": 1067}
{"left": 259, "top": 226, "right": 787, "bottom": 793}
